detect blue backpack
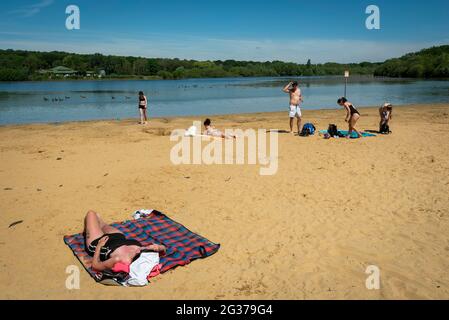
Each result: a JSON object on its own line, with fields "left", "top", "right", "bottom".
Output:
{"left": 300, "top": 123, "right": 316, "bottom": 136}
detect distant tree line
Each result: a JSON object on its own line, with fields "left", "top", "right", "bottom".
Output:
{"left": 0, "top": 45, "right": 448, "bottom": 81}
{"left": 0, "top": 49, "right": 378, "bottom": 81}
{"left": 374, "top": 45, "right": 449, "bottom": 78}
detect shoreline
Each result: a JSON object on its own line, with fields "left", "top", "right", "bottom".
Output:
{"left": 1, "top": 102, "right": 448, "bottom": 129}
{"left": 2, "top": 74, "right": 448, "bottom": 84}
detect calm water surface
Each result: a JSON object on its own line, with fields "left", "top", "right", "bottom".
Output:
{"left": 0, "top": 76, "right": 448, "bottom": 125}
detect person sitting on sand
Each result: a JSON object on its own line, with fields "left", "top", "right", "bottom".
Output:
{"left": 379, "top": 103, "right": 393, "bottom": 133}
{"left": 138, "top": 91, "right": 148, "bottom": 125}
{"left": 84, "top": 210, "right": 166, "bottom": 272}
{"left": 338, "top": 97, "right": 363, "bottom": 139}
{"left": 283, "top": 81, "right": 303, "bottom": 134}
{"left": 204, "top": 118, "right": 236, "bottom": 139}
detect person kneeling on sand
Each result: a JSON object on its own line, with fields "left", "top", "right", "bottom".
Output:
{"left": 204, "top": 118, "right": 236, "bottom": 139}
{"left": 337, "top": 97, "right": 363, "bottom": 139}
{"left": 379, "top": 103, "right": 393, "bottom": 133}
{"left": 84, "top": 210, "right": 166, "bottom": 272}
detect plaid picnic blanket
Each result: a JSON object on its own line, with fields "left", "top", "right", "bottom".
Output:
{"left": 63, "top": 210, "right": 220, "bottom": 286}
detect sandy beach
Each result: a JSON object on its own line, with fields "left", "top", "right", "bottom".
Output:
{"left": 1, "top": 103, "right": 449, "bottom": 300}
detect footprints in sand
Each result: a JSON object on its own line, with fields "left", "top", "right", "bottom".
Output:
{"left": 142, "top": 127, "right": 172, "bottom": 136}
{"left": 3, "top": 186, "right": 46, "bottom": 193}
{"left": 159, "top": 118, "right": 172, "bottom": 124}
{"left": 29, "top": 149, "right": 67, "bottom": 161}
{"left": 427, "top": 155, "right": 436, "bottom": 164}
{"left": 85, "top": 172, "right": 111, "bottom": 191}
{"left": 233, "top": 280, "right": 268, "bottom": 297}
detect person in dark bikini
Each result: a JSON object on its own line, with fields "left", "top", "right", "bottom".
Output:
{"left": 379, "top": 103, "right": 393, "bottom": 133}
{"left": 84, "top": 210, "right": 165, "bottom": 272}
{"left": 338, "top": 97, "right": 363, "bottom": 139}
{"left": 86, "top": 233, "right": 141, "bottom": 262}
{"left": 138, "top": 91, "right": 148, "bottom": 125}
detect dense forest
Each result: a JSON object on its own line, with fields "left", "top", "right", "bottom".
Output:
{"left": 0, "top": 45, "right": 448, "bottom": 81}
{"left": 0, "top": 49, "right": 378, "bottom": 81}
{"left": 374, "top": 45, "right": 449, "bottom": 78}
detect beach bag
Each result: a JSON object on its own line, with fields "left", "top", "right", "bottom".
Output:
{"left": 300, "top": 123, "right": 316, "bottom": 136}
{"left": 328, "top": 124, "right": 338, "bottom": 137}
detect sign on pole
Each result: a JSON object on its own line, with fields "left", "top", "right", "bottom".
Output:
{"left": 344, "top": 71, "right": 349, "bottom": 97}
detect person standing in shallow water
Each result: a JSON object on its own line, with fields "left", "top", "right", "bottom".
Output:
{"left": 337, "top": 97, "right": 363, "bottom": 139}
{"left": 283, "top": 81, "right": 303, "bottom": 135}
{"left": 138, "top": 91, "right": 148, "bottom": 125}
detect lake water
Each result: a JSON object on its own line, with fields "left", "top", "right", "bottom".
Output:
{"left": 0, "top": 76, "right": 448, "bottom": 125}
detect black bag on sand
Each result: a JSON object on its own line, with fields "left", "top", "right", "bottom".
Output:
{"left": 328, "top": 124, "right": 346, "bottom": 138}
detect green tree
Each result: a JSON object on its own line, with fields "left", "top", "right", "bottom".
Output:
{"left": 173, "top": 66, "right": 186, "bottom": 79}
{"left": 23, "top": 54, "right": 40, "bottom": 72}
{"left": 147, "top": 59, "right": 161, "bottom": 75}
{"left": 133, "top": 58, "right": 148, "bottom": 75}
{"left": 157, "top": 70, "right": 173, "bottom": 79}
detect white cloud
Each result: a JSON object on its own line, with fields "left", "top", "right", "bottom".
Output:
{"left": 9, "top": 0, "right": 54, "bottom": 18}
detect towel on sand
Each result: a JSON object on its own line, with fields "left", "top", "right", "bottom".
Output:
{"left": 319, "top": 130, "right": 376, "bottom": 138}
{"left": 63, "top": 210, "right": 220, "bottom": 286}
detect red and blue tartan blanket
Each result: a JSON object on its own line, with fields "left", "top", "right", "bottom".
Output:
{"left": 63, "top": 210, "right": 220, "bottom": 285}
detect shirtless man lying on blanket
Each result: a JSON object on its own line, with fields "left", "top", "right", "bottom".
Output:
{"left": 84, "top": 210, "right": 166, "bottom": 272}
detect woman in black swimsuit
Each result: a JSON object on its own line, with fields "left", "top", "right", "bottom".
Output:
{"left": 379, "top": 103, "right": 393, "bottom": 133}
{"left": 84, "top": 210, "right": 165, "bottom": 272}
{"left": 338, "top": 97, "right": 363, "bottom": 139}
{"left": 138, "top": 91, "right": 148, "bottom": 125}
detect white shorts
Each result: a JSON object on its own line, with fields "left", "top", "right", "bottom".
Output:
{"left": 289, "top": 105, "right": 302, "bottom": 118}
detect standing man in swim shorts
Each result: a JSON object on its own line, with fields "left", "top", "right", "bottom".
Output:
{"left": 283, "top": 81, "right": 303, "bottom": 134}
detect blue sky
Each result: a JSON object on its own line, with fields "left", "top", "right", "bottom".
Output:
{"left": 0, "top": 0, "right": 448, "bottom": 63}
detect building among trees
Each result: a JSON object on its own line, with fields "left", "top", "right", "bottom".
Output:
{"left": 39, "top": 66, "right": 78, "bottom": 77}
